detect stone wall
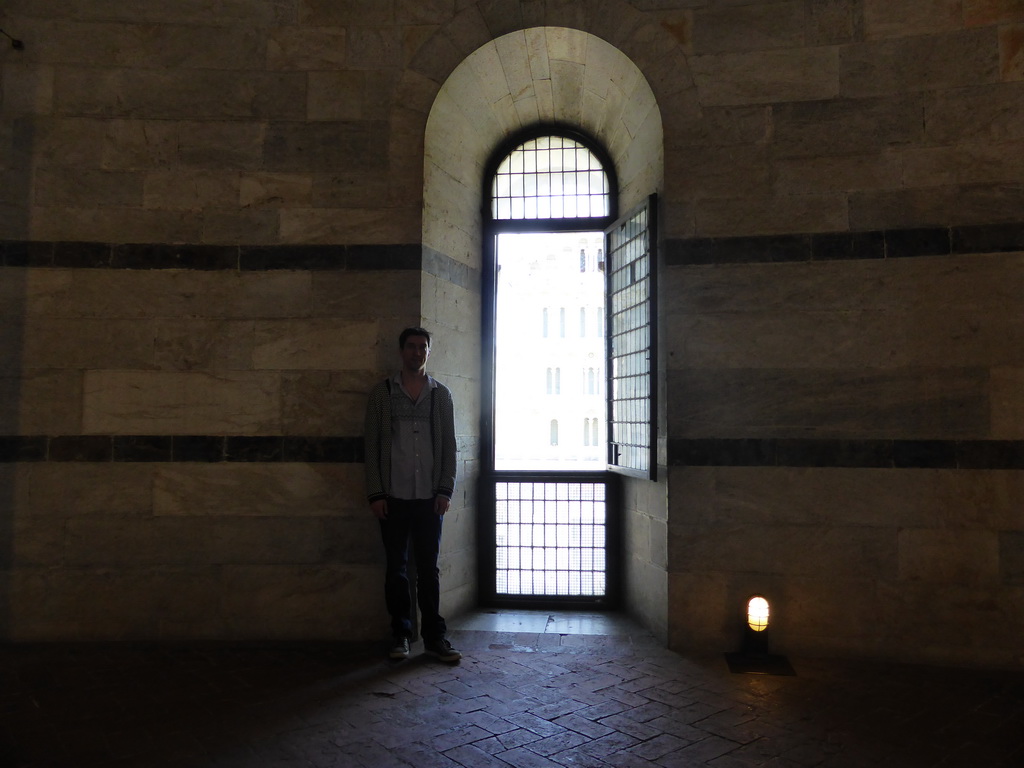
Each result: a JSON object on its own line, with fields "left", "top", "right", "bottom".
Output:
{"left": 2, "top": 0, "right": 1024, "bottom": 666}
{"left": 657, "top": 0, "right": 1024, "bottom": 667}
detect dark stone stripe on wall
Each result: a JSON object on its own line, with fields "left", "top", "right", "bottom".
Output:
{"left": 668, "top": 438, "right": 1024, "bottom": 470}
{"left": 5, "top": 225, "right": 1021, "bottom": 272}
{"left": 0, "top": 241, "right": 424, "bottom": 271}
{"left": 3, "top": 436, "right": 1022, "bottom": 469}
{"left": 665, "top": 222, "right": 1024, "bottom": 266}
{"left": 0, "top": 436, "right": 364, "bottom": 463}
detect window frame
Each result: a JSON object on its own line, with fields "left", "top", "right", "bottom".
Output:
{"left": 480, "top": 125, "right": 619, "bottom": 473}
{"left": 604, "top": 194, "right": 659, "bottom": 481}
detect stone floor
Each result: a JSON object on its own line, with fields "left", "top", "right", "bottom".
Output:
{"left": 2, "top": 610, "right": 1023, "bottom": 767}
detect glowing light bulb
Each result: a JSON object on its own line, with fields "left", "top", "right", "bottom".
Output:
{"left": 747, "top": 596, "right": 770, "bottom": 632}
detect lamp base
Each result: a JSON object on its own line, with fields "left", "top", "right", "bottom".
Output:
{"left": 724, "top": 652, "right": 796, "bottom": 676}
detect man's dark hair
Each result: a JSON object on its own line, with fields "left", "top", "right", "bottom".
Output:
{"left": 399, "top": 327, "right": 432, "bottom": 349}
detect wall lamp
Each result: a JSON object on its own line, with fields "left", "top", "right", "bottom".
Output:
{"left": 725, "top": 594, "right": 795, "bottom": 676}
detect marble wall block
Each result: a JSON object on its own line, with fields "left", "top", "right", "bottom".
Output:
{"left": 278, "top": 207, "right": 421, "bottom": 245}
{"left": 668, "top": 367, "right": 991, "bottom": 439}
{"left": 771, "top": 95, "right": 924, "bottom": 158}
{"left": 898, "top": 529, "right": 1001, "bottom": 586}
{"left": 64, "top": 517, "right": 374, "bottom": 568}
{"left": 840, "top": 28, "right": 1000, "bottom": 98}
{"left": 281, "top": 370, "right": 379, "bottom": 435}
{"left": 1002, "top": 23, "right": 1024, "bottom": 80}
{"left": 23, "top": 269, "right": 314, "bottom": 320}
{"left": 307, "top": 71, "right": 366, "bottom": 121}
{"left": 310, "top": 270, "right": 420, "bottom": 318}
{"left": 689, "top": 1, "right": 805, "bottom": 54}
{"left": 22, "top": 318, "right": 155, "bottom": 369}
{"left": 143, "top": 170, "right": 241, "bottom": 210}
{"left": 672, "top": 467, "right": 1024, "bottom": 532}
{"left": 300, "top": 0, "right": 394, "bottom": 28}
{"left": 901, "top": 140, "right": 1024, "bottom": 187}
{"left": 251, "top": 318, "right": 377, "bottom": 370}
{"left": 666, "top": 570, "right": 732, "bottom": 648}
{"left": 774, "top": 152, "right": 904, "bottom": 195}
{"left": 54, "top": 68, "right": 307, "bottom": 121}
{"left": 63, "top": 518, "right": 212, "bottom": 567}
{"left": 851, "top": 184, "right": 1024, "bottom": 230}
{"left": 28, "top": 207, "right": 203, "bottom": 244}
{"left": 204, "top": 208, "right": 282, "bottom": 246}
{"left": 176, "top": 121, "right": 265, "bottom": 170}
{"left": 7, "top": 567, "right": 226, "bottom": 641}
{"left": 82, "top": 370, "right": 281, "bottom": 435}
{"left": 0, "top": 171, "right": 29, "bottom": 208}
{"left": 0, "top": 369, "right": 82, "bottom": 434}
{"left": 991, "top": 367, "right": 1024, "bottom": 438}
{"left": 100, "top": 119, "right": 180, "bottom": 170}
{"left": 669, "top": 144, "right": 771, "bottom": 201}
{"left": 27, "top": 463, "right": 155, "bottom": 517}
{"left": 772, "top": 575, "right": 889, "bottom": 653}
{"left": 862, "top": 0, "right": 963, "bottom": 39}
{"left": 152, "top": 463, "right": 366, "bottom": 518}
{"left": 883, "top": 583, "right": 1024, "bottom": 667}
{"left": 0, "top": 62, "right": 54, "bottom": 116}
{"left": 693, "top": 192, "right": 847, "bottom": 238}
{"left": 263, "top": 120, "right": 389, "bottom": 173}
{"left": 1001, "top": 532, "right": 1024, "bottom": 583}
{"left": 13, "top": 118, "right": 100, "bottom": 169}
{"left": 395, "top": 0, "right": 454, "bottom": 26}
{"left": 964, "top": 0, "right": 1024, "bottom": 27}
{"left": 924, "top": 82, "right": 1024, "bottom": 143}
{"left": 267, "top": 26, "right": 348, "bottom": 70}
{"left": 220, "top": 565, "right": 384, "bottom": 639}
{"left": 5, "top": 516, "right": 64, "bottom": 567}
{"left": 670, "top": 523, "right": 898, "bottom": 579}
{"left": 154, "top": 320, "right": 255, "bottom": 371}
{"left": 690, "top": 47, "right": 839, "bottom": 106}
{"left": 668, "top": 300, "right": 1024, "bottom": 370}
{"left": 627, "top": 554, "right": 669, "bottom": 640}
{"left": 667, "top": 253, "right": 1024, "bottom": 316}
{"left": 37, "top": 21, "right": 264, "bottom": 69}
{"left": 311, "top": 171, "right": 390, "bottom": 208}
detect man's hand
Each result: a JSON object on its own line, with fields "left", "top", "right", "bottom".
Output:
{"left": 434, "top": 495, "right": 450, "bottom": 516}
{"left": 370, "top": 499, "right": 388, "bottom": 520}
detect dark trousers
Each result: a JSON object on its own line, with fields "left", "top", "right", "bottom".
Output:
{"left": 379, "top": 497, "right": 447, "bottom": 641}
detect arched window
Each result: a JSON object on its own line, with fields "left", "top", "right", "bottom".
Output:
{"left": 484, "top": 122, "right": 656, "bottom": 607}
{"left": 491, "top": 134, "right": 610, "bottom": 220}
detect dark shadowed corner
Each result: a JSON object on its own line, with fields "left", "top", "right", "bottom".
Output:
{"left": 0, "top": 91, "right": 36, "bottom": 641}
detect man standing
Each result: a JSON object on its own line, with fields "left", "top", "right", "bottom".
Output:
{"left": 364, "top": 327, "right": 461, "bottom": 662}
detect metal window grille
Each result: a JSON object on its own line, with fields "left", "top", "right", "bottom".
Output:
{"left": 607, "top": 198, "right": 655, "bottom": 477}
{"left": 494, "top": 481, "right": 607, "bottom": 597}
{"left": 491, "top": 136, "right": 610, "bottom": 220}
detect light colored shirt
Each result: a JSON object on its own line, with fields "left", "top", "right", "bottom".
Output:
{"left": 389, "top": 372, "right": 437, "bottom": 500}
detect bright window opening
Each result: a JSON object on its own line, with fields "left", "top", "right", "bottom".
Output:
{"left": 494, "top": 232, "right": 605, "bottom": 471}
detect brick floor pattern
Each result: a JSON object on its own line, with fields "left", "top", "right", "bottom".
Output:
{"left": 2, "top": 627, "right": 1023, "bottom": 767}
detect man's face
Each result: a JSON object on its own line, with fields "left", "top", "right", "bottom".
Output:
{"left": 401, "top": 335, "right": 430, "bottom": 372}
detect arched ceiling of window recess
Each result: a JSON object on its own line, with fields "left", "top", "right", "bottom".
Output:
{"left": 423, "top": 26, "right": 664, "bottom": 270}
